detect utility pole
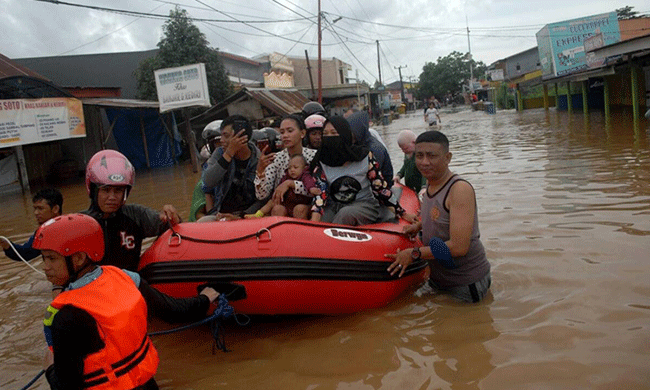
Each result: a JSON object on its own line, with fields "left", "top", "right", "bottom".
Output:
{"left": 317, "top": 0, "right": 322, "bottom": 103}
{"left": 395, "top": 65, "right": 407, "bottom": 103}
{"left": 305, "top": 50, "right": 316, "bottom": 100}
{"left": 356, "top": 69, "right": 360, "bottom": 106}
{"left": 376, "top": 40, "right": 382, "bottom": 85}
{"left": 466, "top": 15, "right": 474, "bottom": 92}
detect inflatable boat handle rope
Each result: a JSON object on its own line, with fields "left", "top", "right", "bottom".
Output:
{"left": 19, "top": 294, "right": 241, "bottom": 390}
{"left": 168, "top": 219, "right": 413, "bottom": 245}
{"left": 0, "top": 236, "right": 46, "bottom": 276}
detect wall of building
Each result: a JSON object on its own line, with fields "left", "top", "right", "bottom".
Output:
{"left": 506, "top": 49, "right": 540, "bottom": 79}
{"left": 619, "top": 17, "right": 650, "bottom": 41}
{"left": 219, "top": 55, "right": 265, "bottom": 85}
{"left": 291, "top": 57, "right": 349, "bottom": 88}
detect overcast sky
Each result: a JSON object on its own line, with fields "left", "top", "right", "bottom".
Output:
{"left": 2, "top": 0, "right": 648, "bottom": 84}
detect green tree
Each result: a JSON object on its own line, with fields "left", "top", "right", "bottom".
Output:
{"left": 134, "top": 7, "right": 232, "bottom": 103}
{"left": 616, "top": 6, "right": 639, "bottom": 20}
{"left": 418, "top": 51, "right": 486, "bottom": 99}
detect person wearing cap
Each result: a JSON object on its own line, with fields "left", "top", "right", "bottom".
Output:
{"left": 2, "top": 188, "right": 62, "bottom": 262}
{"left": 82, "top": 150, "right": 180, "bottom": 273}
{"left": 36, "top": 213, "right": 221, "bottom": 390}
{"left": 303, "top": 114, "right": 325, "bottom": 149}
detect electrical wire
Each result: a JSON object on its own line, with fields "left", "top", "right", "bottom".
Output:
{"left": 0, "top": 236, "right": 46, "bottom": 276}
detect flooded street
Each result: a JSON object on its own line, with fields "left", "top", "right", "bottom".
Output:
{"left": 2, "top": 107, "right": 649, "bottom": 389}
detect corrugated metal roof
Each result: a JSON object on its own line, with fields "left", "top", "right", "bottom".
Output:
{"left": 83, "top": 98, "right": 159, "bottom": 109}
{"left": 246, "top": 88, "right": 309, "bottom": 116}
{"left": 0, "top": 53, "right": 49, "bottom": 80}
{"left": 190, "top": 87, "right": 309, "bottom": 129}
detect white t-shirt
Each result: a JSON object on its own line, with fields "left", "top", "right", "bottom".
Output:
{"left": 426, "top": 108, "right": 439, "bottom": 124}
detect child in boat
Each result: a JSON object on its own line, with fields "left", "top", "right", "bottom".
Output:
{"left": 247, "top": 154, "right": 319, "bottom": 219}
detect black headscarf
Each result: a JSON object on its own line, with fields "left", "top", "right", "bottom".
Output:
{"left": 313, "top": 116, "right": 369, "bottom": 167}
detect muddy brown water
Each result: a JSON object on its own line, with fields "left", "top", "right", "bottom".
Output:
{"left": 1, "top": 107, "right": 649, "bottom": 389}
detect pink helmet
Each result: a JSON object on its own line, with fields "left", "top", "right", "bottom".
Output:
{"left": 304, "top": 114, "right": 326, "bottom": 129}
{"left": 85, "top": 150, "right": 135, "bottom": 196}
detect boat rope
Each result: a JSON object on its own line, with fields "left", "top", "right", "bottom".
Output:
{"left": 18, "top": 291, "right": 239, "bottom": 389}
{"left": 168, "top": 219, "right": 410, "bottom": 245}
{"left": 19, "top": 369, "right": 45, "bottom": 390}
{"left": 0, "top": 236, "right": 46, "bottom": 276}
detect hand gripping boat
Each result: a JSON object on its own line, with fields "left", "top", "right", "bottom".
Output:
{"left": 138, "top": 185, "right": 428, "bottom": 315}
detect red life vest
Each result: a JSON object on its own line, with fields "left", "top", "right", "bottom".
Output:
{"left": 45, "top": 266, "right": 159, "bottom": 389}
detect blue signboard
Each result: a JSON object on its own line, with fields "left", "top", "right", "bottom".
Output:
{"left": 536, "top": 12, "right": 620, "bottom": 78}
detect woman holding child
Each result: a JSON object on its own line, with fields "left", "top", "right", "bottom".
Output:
{"left": 310, "top": 116, "right": 413, "bottom": 226}
{"left": 254, "top": 114, "right": 317, "bottom": 218}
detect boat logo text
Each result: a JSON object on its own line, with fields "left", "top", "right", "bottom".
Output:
{"left": 323, "top": 228, "right": 372, "bottom": 242}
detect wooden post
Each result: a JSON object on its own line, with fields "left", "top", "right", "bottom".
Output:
{"left": 631, "top": 65, "right": 640, "bottom": 128}
{"left": 516, "top": 84, "right": 523, "bottom": 111}
{"left": 582, "top": 80, "right": 588, "bottom": 116}
{"left": 13, "top": 146, "right": 30, "bottom": 193}
{"left": 554, "top": 83, "right": 559, "bottom": 107}
{"left": 567, "top": 82, "right": 572, "bottom": 114}
{"left": 182, "top": 108, "right": 200, "bottom": 173}
{"left": 543, "top": 84, "right": 549, "bottom": 110}
{"left": 603, "top": 76, "right": 611, "bottom": 125}
{"left": 139, "top": 111, "right": 151, "bottom": 168}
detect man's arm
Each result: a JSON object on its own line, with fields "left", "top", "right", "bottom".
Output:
{"left": 446, "top": 181, "right": 476, "bottom": 257}
{"left": 47, "top": 306, "right": 104, "bottom": 390}
{"left": 137, "top": 277, "right": 212, "bottom": 323}
{"left": 202, "top": 148, "right": 229, "bottom": 189}
{"left": 2, "top": 234, "right": 41, "bottom": 261}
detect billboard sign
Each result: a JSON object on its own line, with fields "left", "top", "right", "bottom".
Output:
{"left": 0, "top": 98, "right": 86, "bottom": 148}
{"left": 536, "top": 12, "right": 620, "bottom": 78}
{"left": 154, "top": 63, "right": 211, "bottom": 113}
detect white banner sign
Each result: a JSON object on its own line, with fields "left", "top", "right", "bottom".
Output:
{"left": 0, "top": 98, "right": 86, "bottom": 148}
{"left": 154, "top": 63, "right": 211, "bottom": 113}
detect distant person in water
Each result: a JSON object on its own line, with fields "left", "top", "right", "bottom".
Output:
{"left": 386, "top": 130, "right": 491, "bottom": 303}
{"left": 1, "top": 188, "right": 62, "bottom": 262}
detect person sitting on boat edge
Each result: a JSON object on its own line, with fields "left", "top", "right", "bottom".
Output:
{"left": 386, "top": 130, "right": 491, "bottom": 303}
{"left": 2, "top": 188, "right": 62, "bottom": 262}
{"left": 393, "top": 130, "right": 427, "bottom": 195}
{"left": 82, "top": 150, "right": 180, "bottom": 273}
{"left": 35, "top": 213, "right": 221, "bottom": 390}
{"left": 247, "top": 154, "right": 319, "bottom": 219}
{"left": 199, "top": 115, "right": 263, "bottom": 221}
{"left": 254, "top": 114, "right": 317, "bottom": 217}
{"left": 309, "top": 116, "right": 416, "bottom": 226}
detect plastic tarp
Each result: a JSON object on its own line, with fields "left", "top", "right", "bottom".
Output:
{"left": 105, "top": 108, "right": 181, "bottom": 169}
{"left": 0, "top": 153, "right": 18, "bottom": 187}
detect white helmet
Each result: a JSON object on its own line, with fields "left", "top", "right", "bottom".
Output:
{"left": 202, "top": 120, "right": 223, "bottom": 141}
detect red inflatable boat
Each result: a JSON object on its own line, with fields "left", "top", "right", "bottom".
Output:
{"left": 138, "top": 185, "right": 427, "bottom": 315}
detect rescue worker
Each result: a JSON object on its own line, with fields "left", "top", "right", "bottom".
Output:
{"left": 36, "top": 213, "right": 220, "bottom": 390}
{"left": 82, "top": 150, "right": 180, "bottom": 272}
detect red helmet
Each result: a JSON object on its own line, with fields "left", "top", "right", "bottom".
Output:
{"left": 33, "top": 214, "right": 104, "bottom": 262}
{"left": 85, "top": 150, "right": 135, "bottom": 196}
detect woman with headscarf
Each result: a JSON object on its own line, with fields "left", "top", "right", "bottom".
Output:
{"left": 310, "top": 116, "right": 411, "bottom": 226}
{"left": 347, "top": 110, "right": 394, "bottom": 188}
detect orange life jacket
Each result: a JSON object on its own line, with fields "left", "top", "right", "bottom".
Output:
{"left": 44, "top": 266, "right": 159, "bottom": 389}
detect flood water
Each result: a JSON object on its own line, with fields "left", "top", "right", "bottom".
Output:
{"left": 1, "top": 107, "right": 649, "bottom": 389}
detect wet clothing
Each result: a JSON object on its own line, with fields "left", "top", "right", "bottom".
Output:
{"left": 312, "top": 152, "right": 404, "bottom": 225}
{"left": 202, "top": 142, "right": 260, "bottom": 215}
{"left": 254, "top": 148, "right": 316, "bottom": 201}
{"left": 3, "top": 232, "right": 40, "bottom": 261}
{"left": 425, "top": 108, "right": 440, "bottom": 125}
{"left": 82, "top": 205, "right": 168, "bottom": 272}
{"left": 44, "top": 266, "right": 211, "bottom": 390}
{"left": 397, "top": 153, "right": 426, "bottom": 193}
{"left": 277, "top": 170, "right": 316, "bottom": 216}
{"left": 347, "top": 111, "right": 394, "bottom": 187}
{"left": 188, "top": 180, "right": 207, "bottom": 222}
{"left": 421, "top": 174, "right": 490, "bottom": 299}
